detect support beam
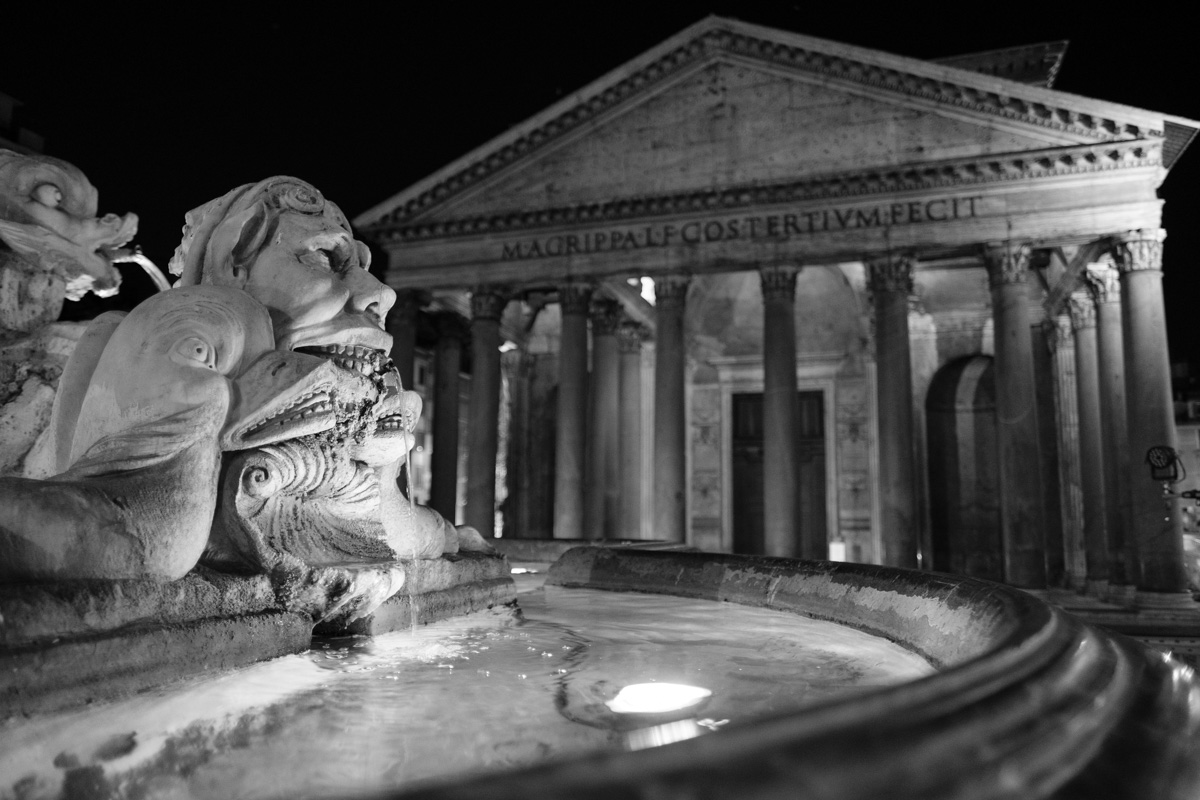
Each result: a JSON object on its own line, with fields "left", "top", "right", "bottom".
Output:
{"left": 464, "top": 287, "right": 508, "bottom": 537}
{"left": 983, "top": 243, "right": 1047, "bottom": 589}
{"left": 760, "top": 265, "right": 802, "bottom": 558}
{"left": 553, "top": 282, "right": 592, "bottom": 539}
{"left": 430, "top": 311, "right": 467, "bottom": 523}
{"left": 653, "top": 274, "right": 690, "bottom": 544}
{"left": 868, "top": 255, "right": 919, "bottom": 569}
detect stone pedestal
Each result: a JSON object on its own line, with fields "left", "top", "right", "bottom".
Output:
{"left": 984, "top": 244, "right": 1046, "bottom": 589}
{"left": 868, "top": 256, "right": 918, "bottom": 569}
{"left": 653, "top": 275, "right": 690, "bottom": 543}
{"left": 553, "top": 283, "right": 592, "bottom": 539}
{"left": 464, "top": 288, "right": 507, "bottom": 536}
{"left": 430, "top": 312, "right": 467, "bottom": 522}
{"left": 1112, "top": 230, "right": 1190, "bottom": 597}
{"left": 760, "top": 265, "right": 802, "bottom": 558}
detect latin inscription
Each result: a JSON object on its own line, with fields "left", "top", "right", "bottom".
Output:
{"left": 499, "top": 196, "right": 982, "bottom": 261}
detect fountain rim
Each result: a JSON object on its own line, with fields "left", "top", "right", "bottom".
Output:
{"left": 385, "top": 547, "right": 1200, "bottom": 800}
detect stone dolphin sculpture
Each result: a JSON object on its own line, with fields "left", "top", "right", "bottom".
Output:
{"left": 0, "top": 149, "right": 138, "bottom": 300}
{"left": 0, "top": 285, "right": 343, "bottom": 582}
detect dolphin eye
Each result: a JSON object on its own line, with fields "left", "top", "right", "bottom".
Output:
{"left": 32, "top": 183, "right": 63, "bottom": 209}
{"left": 172, "top": 336, "right": 217, "bottom": 370}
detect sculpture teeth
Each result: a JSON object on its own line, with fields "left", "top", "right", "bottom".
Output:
{"left": 297, "top": 344, "right": 389, "bottom": 376}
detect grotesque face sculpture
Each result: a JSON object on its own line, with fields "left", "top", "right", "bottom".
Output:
{"left": 0, "top": 149, "right": 137, "bottom": 299}
{"left": 169, "top": 177, "right": 395, "bottom": 356}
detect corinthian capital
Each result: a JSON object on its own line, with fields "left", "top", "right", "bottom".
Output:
{"left": 616, "top": 320, "right": 646, "bottom": 353}
{"left": 470, "top": 285, "right": 510, "bottom": 321}
{"left": 654, "top": 274, "right": 692, "bottom": 306}
{"left": 1084, "top": 263, "right": 1121, "bottom": 304}
{"left": 982, "top": 242, "right": 1031, "bottom": 288}
{"left": 1067, "top": 290, "right": 1097, "bottom": 331}
{"left": 866, "top": 254, "right": 915, "bottom": 296}
{"left": 759, "top": 265, "right": 800, "bottom": 301}
{"left": 1110, "top": 229, "right": 1166, "bottom": 274}
{"left": 558, "top": 281, "right": 594, "bottom": 314}
{"left": 590, "top": 298, "right": 623, "bottom": 336}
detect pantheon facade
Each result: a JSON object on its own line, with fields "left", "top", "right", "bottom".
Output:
{"left": 356, "top": 18, "right": 1200, "bottom": 605}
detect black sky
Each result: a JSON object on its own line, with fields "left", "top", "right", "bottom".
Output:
{"left": 4, "top": 3, "right": 1198, "bottom": 360}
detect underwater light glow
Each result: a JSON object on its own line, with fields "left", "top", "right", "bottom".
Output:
{"left": 605, "top": 683, "right": 712, "bottom": 715}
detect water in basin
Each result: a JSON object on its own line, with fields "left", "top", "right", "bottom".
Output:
{"left": 1, "top": 587, "right": 934, "bottom": 799}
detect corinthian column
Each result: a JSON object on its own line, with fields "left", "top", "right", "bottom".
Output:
{"left": 983, "top": 243, "right": 1047, "bottom": 589}
{"left": 1088, "top": 264, "right": 1134, "bottom": 597}
{"left": 430, "top": 311, "right": 468, "bottom": 523}
{"left": 553, "top": 282, "right": 592, "bottom": 539}
{"left": 387, "top": 289, "right": 427, "bottom": 391}
{"left": 653, "top": 274, "right": 691, "bottom": 544}
{"left": 868, "top": 255, "right": 918, "bottom": 569}
{"left": 1069, "top": 290, "right": 1108, "bottom": 595}
{"left": 760, "top": 265, "right": 802, "bottom": 558}
{"left": 464, "top": 286, "right": 508, "bottom": 537}
{"left": 586, "top": 299, "right": 621, "bottom": 540}
{"left": 1111, "top": 230, "right": 1191, "bottom": 601}
{"left": 617, "top": 319, "right": 645, "bottom": 539}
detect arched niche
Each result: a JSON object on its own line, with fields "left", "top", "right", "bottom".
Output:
{"left": 925, "top": 355, "right": 1002, "bottom": 581}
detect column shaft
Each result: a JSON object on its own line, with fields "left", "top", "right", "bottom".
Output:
{"left": 617, "top": 321, "right": 644, "bottom": 539}
{"left": 1091, "top": 266, "right": 1133, "bottom": 592}
{"left": 587, "top": 300, "right": 621, "bottom": 540}
{"left": 869, "top": 256, "right": 919, "bottom": 569}
{"left": 761, "top": 266, "right": 802, "bottom": 558}
{"left": 553, "top": 283, "right": 592, "bottom": 539}
{"left": 430, "top": 313, "right": 466, "bottom": 523}
{"left": 464, "top": 288, "right": 508, "bottom": 537}
{"left": 1070, "top": 292, "right": 1109, "bottom": 592}
{"left": 1049, "top": 314, "right": 1087, "bottom": 587}
{"left": 1113, "top": 230, "right": 1189, "bottom": 595}
{"left": 985, "top": 244, "right": 1047, "bottom": 589}
{"left": 387, "top": 290, "right": 424, "bottom": 391}
{"left": 653, "top": 275, "right": 690, "bottom": 543}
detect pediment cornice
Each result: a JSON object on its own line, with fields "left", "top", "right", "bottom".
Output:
{"left": 357, "top": 17, "right": 1182, "bottom": 232}
{"left": 369, "top": 139, "right": 1162, "bottom": 244}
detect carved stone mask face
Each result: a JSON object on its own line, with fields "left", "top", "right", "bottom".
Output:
{"left": 0, "top": 149, "right": 137, "bottom": 299}
{"left": 241, "top": 209, "right": 396, "bottom": 354}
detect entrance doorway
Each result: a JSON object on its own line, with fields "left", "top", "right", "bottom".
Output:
{"left": 731, "top": 391, "right": 826, "bottom": 555}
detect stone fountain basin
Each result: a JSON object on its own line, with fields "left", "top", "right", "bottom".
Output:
{"left": 393, "top": 546, "right": 1200, "bottom": 800}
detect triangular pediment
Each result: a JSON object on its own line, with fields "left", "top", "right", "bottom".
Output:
{"left": 355, "top": 16, "right": 1192, "bottom": 233}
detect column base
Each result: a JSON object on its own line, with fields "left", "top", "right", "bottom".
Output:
{"left": 1134, "top": 591, "right": 1199, "bottom": 611}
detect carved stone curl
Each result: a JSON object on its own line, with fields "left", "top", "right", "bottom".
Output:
{"left": 590, "top": 298, "right": 623, "bottom": 336}
{"left": 654, "top": 274, "right": 691, "bottom": 306}
{"left": 616, "top": 320, "right": 646, "bottom": 353}
{"left": 559, "top": 281, "right": 594, "bottom": 314}
{"left": 470, "top": 286, "right": 510, "bottom": 321}
{"left": 866, "top": 255, "right": 915, "bottom": 297}
{"left": 1068, "top": 290, "right": 1097, "bottom": 331}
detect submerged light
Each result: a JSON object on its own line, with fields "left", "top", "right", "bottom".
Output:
{"left": 605, "top": 683, "right": 712, "bottom": 715}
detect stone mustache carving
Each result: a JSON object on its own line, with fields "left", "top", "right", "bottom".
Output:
{"left": 0, "top": 149, "right": 138, "bottom": 318}
{"left": 0, "top": 285, "right": 340, "bottom": 582}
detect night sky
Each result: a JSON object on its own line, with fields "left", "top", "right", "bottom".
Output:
{"left": 4, "top": 3, "right": 1198, "bottom": 361}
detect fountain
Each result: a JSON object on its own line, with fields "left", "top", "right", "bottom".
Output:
{"left": 0, "top": 156, "right": 1197, "bottom": 799}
